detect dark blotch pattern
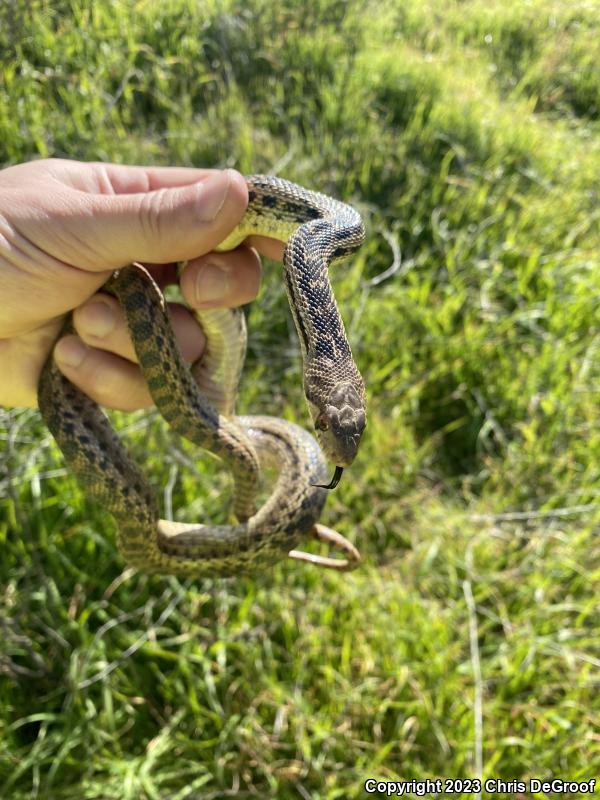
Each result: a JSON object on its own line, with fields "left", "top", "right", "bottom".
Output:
{"left": 38, "top": 175, "right": 365, "bottom": 576}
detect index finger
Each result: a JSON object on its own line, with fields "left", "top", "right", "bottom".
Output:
{"left": 245, "top": 235, "right": 285, "bottom": 262}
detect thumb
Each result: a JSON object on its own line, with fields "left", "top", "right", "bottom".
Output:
{"left": 81, "top": 169, "right": 248, "bottom": 269}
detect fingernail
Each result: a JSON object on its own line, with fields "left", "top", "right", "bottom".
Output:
{"left": 55, "top": 336, "right": 88, "bottom": 369}
{"left": 195, "top": 260, "right": 232, "bottom": 305}
{"left": 78, "top": 299, "right": 116, "bottom": 338}
{"left": 197, "top": 170, "right": 233, "bottom": 221}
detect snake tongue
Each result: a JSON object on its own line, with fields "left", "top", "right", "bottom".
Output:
{"left": 312, "top": 465, "right": 344, "bottom": 490}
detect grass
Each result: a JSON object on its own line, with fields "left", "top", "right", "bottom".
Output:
{"left": 1, "top": 0, "right": 599, "bottom": 797}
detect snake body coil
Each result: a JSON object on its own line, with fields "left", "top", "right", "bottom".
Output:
{"left": 38, "top": 175, "right": 366, "bottom": 575}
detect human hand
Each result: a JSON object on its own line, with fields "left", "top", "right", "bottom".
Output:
{"left": 0, "top": 159, "right": 279, "bottom": 409}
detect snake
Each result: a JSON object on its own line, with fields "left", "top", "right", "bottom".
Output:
{"left": 38, "top": 175, "right": 366, "bottom": 576}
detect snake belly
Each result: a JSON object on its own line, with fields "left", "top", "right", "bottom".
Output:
{"left": 37, "top": 175, "right": 366, "bottom": 575}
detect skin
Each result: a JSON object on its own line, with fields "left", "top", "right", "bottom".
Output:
{"left": 0, "top": 159, "right": 284, "bottom": 410}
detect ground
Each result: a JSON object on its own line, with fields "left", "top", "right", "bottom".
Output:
{"left": 0, "top": 1, "right": 599, "bottom": 797}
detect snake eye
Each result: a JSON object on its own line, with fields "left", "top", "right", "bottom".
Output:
{"left": 315, "top": 414, "right": 330, "bottom": 432}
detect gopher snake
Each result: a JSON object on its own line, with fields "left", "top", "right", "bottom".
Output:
{"left": 38, "top": 175, "right": 366, "bottom": 575}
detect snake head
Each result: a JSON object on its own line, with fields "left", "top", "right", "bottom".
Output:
{"left": 308, "top": 379, "right": 367, "bottom": 469}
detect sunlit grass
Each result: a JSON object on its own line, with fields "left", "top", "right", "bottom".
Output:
{"left": 0, "top": 0, "right": 599, "bottom": 797}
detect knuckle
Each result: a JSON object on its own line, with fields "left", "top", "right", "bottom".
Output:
{"left": 139, "top": 187, "right": 170, "bottom": 243}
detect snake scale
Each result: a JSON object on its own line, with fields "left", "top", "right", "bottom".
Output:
{"left": 38, "top": 175, "right": 367, "bottom": 575}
